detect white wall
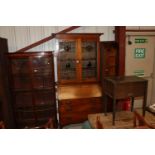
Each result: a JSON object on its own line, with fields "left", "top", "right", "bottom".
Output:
{"left": 0, "top": 26, "right": 115, "bottom": 53}
{"left": 126, "top": 26, "right": 155, "bottom": 30}
{"left": 126, "top": 26, "right": 155, "bottom": 106}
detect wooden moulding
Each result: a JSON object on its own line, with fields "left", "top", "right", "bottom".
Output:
{"left": 55, "top": 33, "right": 103, "bottom": 39}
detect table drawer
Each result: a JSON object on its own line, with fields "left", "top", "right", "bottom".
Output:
{"left": 115, "top": 82, "right": 147, "bottom": 99}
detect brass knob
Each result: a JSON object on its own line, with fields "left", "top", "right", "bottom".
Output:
{"left": 76, "top": 60, "right": 80, "bottom": 64}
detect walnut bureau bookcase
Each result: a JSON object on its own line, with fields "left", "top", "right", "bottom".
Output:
{"left": 55, "top": 33, "right": 104, "bottom": 128}
{"left": 8, "top": 52, "right": 58, "bottom": 128}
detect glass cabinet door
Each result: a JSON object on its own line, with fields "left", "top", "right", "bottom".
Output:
{"left": 81, "top": 41, "right": 97, "bottom": 80}
{"left": 31, "top": 56, "right": 54, "bottom": 89}
{"left": 58, "top": 41, "right": 77, "bottom": 81}
{"left": 56, "top": 34, "right": 100, "bottom": 84}
{"left": 11, "top": 58, "right": 29, "bottom": 75}
{"left": 11, "top": 58, "right": 31, "bottom": 90}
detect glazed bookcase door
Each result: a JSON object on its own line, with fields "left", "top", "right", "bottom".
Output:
{"left": 56, "top": 33, "right": 101, "bottom": 84}
{"left": 81, "top": 40, "right": 98, "bottom": 81}
{"left": 11, "top": 57, "right": 31, "bottom": 91}
{"left": 58, "top": 40, "right": 78, "bottom": 83}
{"left": 31, "top": 56, "right": 54, "bottom": 89}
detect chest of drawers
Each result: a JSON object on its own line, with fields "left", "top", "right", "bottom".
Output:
{"left": 58, "top": 84, "right": 103, "bottom": 128}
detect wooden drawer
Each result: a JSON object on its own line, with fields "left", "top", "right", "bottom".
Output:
{"left": 58, "top": 97, "right": 103, "bottom": 127}
{"left": 115, "top": 82, "right": 146, "bottom": 99}
{"left": 59, "top": 97, "right": 102, "bottom": 113}
{"left": 104, "top": 77, "right": 148, "bottom": 100}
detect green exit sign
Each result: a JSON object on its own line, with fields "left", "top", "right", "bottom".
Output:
{"left": 135, "top": 38, "right": 148, "bottom": 43}
{"left": 134, "top": 48, "right": 145, "bottom": 58}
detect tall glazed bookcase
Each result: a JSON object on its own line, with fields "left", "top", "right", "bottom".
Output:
{"left": 8, "top": 52, "right": 58, "bottom": 128}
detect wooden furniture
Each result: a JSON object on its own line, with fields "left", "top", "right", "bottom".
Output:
{"left": 88, "top": 111, "right": 134, "bottom": 129}
{"left": 100, "top": 41, "right": 118, "bottom": 78}
{"left": 0, "top": 37, "right": 15, "bottom": 128}
{"left": 42, "top": 118, "right": 54, "bottom": 128}
{"left": 56, "top": 33, "right": 102, "bottom": 84}
{"left": 104, "top": 76, "right": 148, "bottom": 125}
{"left": 58, "top": 84, "right": 103, "bottom": 128}
{"left": 25, "top": 118, "right": 54, "bottom": 129}
{"left": 100, "top": 41, "right": 119, "bottom": 112}
{"left": 146, "top": 106, "right": 155, "bottom": 115}
{"left": 115, "top": 26, "right": 126, "bottom": 76}
{"left": 133, "top": 110, "right": 155, "bottom": 129}
{"left": 88, "top": 110, "right": 155, "bottom": 129}
{"left": 8, "top": 52, "right": 58, "bottom": 128}
{"left": 56, "top": 33, "right": 103, "bottom": 127}
{"left": 0, "top": 121, "right": 5, "bottom": 129}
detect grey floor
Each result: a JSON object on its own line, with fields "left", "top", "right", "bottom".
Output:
{"left": 62, "top": 121, "right": 91, "bottom": 129}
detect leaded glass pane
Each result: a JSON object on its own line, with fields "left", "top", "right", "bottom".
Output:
{"left": 31, "top": 57, "right": 53, "bottom": 75}
{"left": 11, "top": 58, "right": 29, "bottom": 75}
{"left": 82, "top": 41, "right": 97, "bottom": 79}
{"left": 58, "top": 41, "right": 76, "bottom": 80}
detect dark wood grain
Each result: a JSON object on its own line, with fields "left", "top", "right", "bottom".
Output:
{"left": 59, "top": 97, "right": 103, "bottom": 127}
{"left": 0, "top": 37, "right": 15, "bottom": 128}
{"left": 7, "top": 52, "right": 58, "bottom": 128}
{"left": 115, "top": 26, "right": 126, "bottom": 76}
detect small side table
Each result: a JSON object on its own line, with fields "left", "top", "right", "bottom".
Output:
{"left": 104, "top": 76, "right": 148, "bottom": 125}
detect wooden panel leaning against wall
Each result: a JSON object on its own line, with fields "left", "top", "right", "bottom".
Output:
{"left": 100, "top": 41, "right": 119, "bottom": 112}
{"left": 0, "top": 37, "right": 15, "bottom": 128}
